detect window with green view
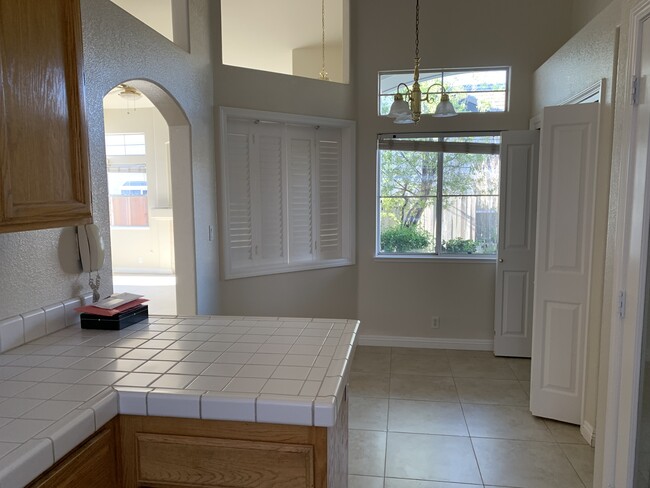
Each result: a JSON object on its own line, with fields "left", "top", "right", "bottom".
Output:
{"left": 377, "top": 134, "right": 500, "bottom": 257}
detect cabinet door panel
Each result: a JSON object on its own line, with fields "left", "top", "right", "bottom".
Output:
{"left": 136, "top": 433, "right": 314, "bottom": 488}
{"left": 0, "top": 0, "right": 91, "bottom": 232}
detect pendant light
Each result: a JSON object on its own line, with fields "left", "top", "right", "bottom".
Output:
{"left": 387, "top": 0, "right": 457, "bottom": 124}
{"left": 319, "top": 0, "right": 329, "bottom": 81}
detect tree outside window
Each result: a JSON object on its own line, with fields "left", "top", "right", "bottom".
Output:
{"left": 377, "top": 135, "right": 500, "bottom": 256}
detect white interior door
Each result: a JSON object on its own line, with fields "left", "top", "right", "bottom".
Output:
{"left": 494, "top": 130, "right": 540, "bottom": 357}
{"left": 530, "top": 103, "right": 600, "bottom": 424}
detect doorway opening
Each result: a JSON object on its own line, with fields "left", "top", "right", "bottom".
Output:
{"left": 102, "top": 81, "right": 196, "bottom": 316}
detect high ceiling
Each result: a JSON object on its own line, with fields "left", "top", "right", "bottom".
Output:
{"left": 221, "top": 0, "right": 344, "bottom": 75}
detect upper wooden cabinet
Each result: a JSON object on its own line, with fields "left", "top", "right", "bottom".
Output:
{"left": 0, "top": 0, "right": 92, "bottom": 233}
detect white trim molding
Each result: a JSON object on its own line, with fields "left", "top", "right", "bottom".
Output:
{"left": 357, "top": 335, "right": 494, "bottom": 351}
{"left": 581, "top": 420, "right": 596, "bottom": 447}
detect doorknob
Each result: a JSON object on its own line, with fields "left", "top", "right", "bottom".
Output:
{"left": 498, "top": 258, "right": 504, "bottom": 263}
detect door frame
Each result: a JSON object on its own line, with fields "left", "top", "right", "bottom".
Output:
{"left": 602, "top": 2, "right": 650, "bottom": 485}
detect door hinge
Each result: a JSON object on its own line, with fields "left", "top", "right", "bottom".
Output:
{"left": 618, "top": 290, "right": 626, "bottom": 319}
{"left": 632, "top": 76, "right": 640, "bottom": 106}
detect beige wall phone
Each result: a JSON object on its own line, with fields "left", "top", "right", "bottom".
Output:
{"left": 77, "top": 224, "right": 105, "bottom": 302}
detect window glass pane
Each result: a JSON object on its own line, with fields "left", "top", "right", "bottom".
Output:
{"left": 125, "top": 144, "right": 146, "bottom": 156}
{"left": 378, "top": 150, "right": 437, "bottom": 254}
{"left": 106, "top": 146, "right": 126, "bottom": 156}
{"left": 441, "top": 195, "right": 498, "bottom": 255}
{"left": 105, "top": 134, "right": 125, "bottom": 146}
{"left": 107, "top": 171, "right": 149, "bottom": 227}
{"left": 377, "top": 134, "right": 500, "bottom": 257}
{"left": 379, "top": 68, "right": 509, "bottom": 115}
{"left": 124, "top": 134, "right": 146, "bottom": 145}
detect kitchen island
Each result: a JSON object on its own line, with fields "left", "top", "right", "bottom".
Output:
{"left": 0, "top": 314, "right": 358, "bottom": 487}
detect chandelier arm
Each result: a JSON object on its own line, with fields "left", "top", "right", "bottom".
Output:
{"left": 422, "top": 82, "right": 447, "bottom": 102}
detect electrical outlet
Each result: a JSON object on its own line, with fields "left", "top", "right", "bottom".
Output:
{"left": 431, "top": 316, "right": 440, "bottom": 329}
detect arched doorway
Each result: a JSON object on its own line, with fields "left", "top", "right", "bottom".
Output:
{"left": 102, "top": 80, "right": 196, "bottom": 315}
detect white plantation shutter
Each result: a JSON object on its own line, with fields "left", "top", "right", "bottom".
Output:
{"left": 287, "top": 125, "right": 315, "bottom": 262}
{"left": 317, "top": 128, "right": 343, "bottom": 259}
{"left": 254, "top": 123, "right": 285, "bottom": 263}
{"left": 225, "top": 119, "right": 254, "bottom": 269}
{"left": 221, "top": 109, "right": 353, "bottom": 279}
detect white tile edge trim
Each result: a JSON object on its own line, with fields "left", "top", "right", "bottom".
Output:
{"left": 0, "top": 293, "right": 90, "bottom": 353}
{"left": 357, "top": 335, "right": 494, "bottom": 351}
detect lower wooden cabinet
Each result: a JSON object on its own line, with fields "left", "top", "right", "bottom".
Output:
{"left": 27, "top": 419, "right": 119, "bottom": 488}
{"left": 119, "top": 416, "right": 328, "bottom": 488}
{"left": 23, "top": 394, "right": 348, "bottom": 488}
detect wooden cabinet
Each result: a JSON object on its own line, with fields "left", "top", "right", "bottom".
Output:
{"left": 119, "top": 416, "right": 329, "bottom": 488}
{"left": 0, "top": 0, "right": 92, "bottom": 233}
{"left": 27, "top": 419, "right": 119, "bottom": 488}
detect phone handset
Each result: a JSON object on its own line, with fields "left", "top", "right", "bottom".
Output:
{"left": 77, "top": 224, "right": 105, "bottom": 302}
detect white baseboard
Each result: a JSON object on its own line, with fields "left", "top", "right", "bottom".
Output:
{"left": 357, "top": 335, "right": 494, "bottom": 351}
{"left": 581, "top": 420, "right": 596, "bottom": 447}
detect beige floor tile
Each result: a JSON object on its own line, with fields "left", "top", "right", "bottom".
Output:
{"left": 385, "top": 479, "right": 482, "bottom": 488}
{"left": 449, "top": 356, "right": 517, "bottom": 380}
{"left": 463, "top": 404, "right": 554, "bottom": 442}
{"left": 388, "top": 399, "right": 468, "bottom": 436}
{"left": 385, "top": 432, "right": 482, "bottom": 484}
{"left": 353, "top": 350, "right": 391, "bottom": 374}
{"left": 391, "top": 347, "right": 450, "bottom": 358}
{"left": 349, "top": 429, "right": 386, "bottom": 477}
{"left": 520, "top": 380, "right": 530, "bottom": 397}
{"left": 506, "top": 357, "right": 532, "bottom": 381}
{"left": 561, "top": 443, "right": 595, "bottom": 487}
{"left": 454, "top": 377, "right": 529, "bottom": 406}
{"left": 544, "top": 418, "right": 588, "bottom": 444}
{"left": 390, "top": 374, "right": 458, "bottom": 402}
{"left": 445, "top": 349, "right": 496, "bottom": 360}
{"left": 473, "top": 437, "right": 584, "bottom": 488}
{"left": 350, "top": 396, "right": 389, "bottom": 430}
{"left": 349, "top": 474, "right": 384, "bottom": 488}
{"left": 349, "top": 372, "right": 390, "bottom": 398}
{"left": 390, "top": 354, "right": 452, "bottom": 377}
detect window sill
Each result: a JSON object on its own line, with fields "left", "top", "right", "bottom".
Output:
{"left": 225, "top": 258, "right": 355, "bottom": 280}
{"left": 374, "top": 254, "right": 496, "bottom": 264}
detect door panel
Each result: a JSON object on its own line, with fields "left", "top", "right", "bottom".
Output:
{"left": 530, "top": 103, "right": 600, "bottom": 424}
{"left": 494, "top": 130, "right": 539, "bottom": 357}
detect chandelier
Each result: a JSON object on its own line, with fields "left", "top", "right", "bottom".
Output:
{"left": 387, "top": 0, "right": 457, "bottom": 124}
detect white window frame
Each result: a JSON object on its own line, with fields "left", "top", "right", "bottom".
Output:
{"left": 375, "top": 132, "right": 500, "bottom": 262}
{"left": 378, "top": 67, "right": 511, "bottom": 117}
{"left": 220, "top": 107, "right": 356, "bottom": 279}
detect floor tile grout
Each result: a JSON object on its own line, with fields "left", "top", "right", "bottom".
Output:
{"left": 349, "top": 346, "right": 593, "bottom": 488}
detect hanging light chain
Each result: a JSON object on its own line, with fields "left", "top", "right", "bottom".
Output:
{"left": 415, "top": 0, "right": 420, "bottom": 61}
{"left": 319, "top": 0, "right": 329, "bottom": 81}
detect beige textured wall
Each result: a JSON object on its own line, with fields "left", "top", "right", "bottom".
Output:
{"left": 0, "top": 0, "right": 215, "bottom": 320}
{"left": 354, "top": 0, "right": 574, "bottom": 340}
{"left": 572, "top": 0, "right": 615, "bottom": 33}
{"left": 212, "top": 3, "right": 358, "bottom": 319}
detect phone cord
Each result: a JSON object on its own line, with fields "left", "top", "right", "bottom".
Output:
{"left": 89, "top": 272, "right": 101, "bottom": 303}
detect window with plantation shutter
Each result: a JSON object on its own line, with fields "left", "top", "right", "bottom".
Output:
{"left": 287, "top": 125, "right": 315, "bottom": 262}
{"left": 221, "top": 108, "right": 355, "bottom": 279}
{"left": 317, "top": 129, "right": 343, "bottom": 260}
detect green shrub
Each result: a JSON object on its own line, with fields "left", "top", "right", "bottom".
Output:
{"left": 441, "top": 237, "right": 477, "bottom": 254}
{"left": 381, "top": 226, "right": 430, "bottom": 253}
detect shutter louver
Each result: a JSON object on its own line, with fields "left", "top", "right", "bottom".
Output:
{"left": 226, "top": 120, "right": 253, "bottom": 269}
{"left": 317, "top": 129, "right": 342, "bottom": 259}
{"left": 287, "top": 127, "right": 314, "bottom": 262}
{"left": 257, "top": 127, "right": 284, "bottom": 262}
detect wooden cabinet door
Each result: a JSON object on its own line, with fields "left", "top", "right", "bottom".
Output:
{"left": 0, "top": 0, "right": 91, "bottom": 233}
{"left": 27, "top": 420, "right": 119, "bottom": 488}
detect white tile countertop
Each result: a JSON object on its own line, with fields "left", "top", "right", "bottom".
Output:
{"left": 0, "top": 314, "right": 359, "bottom": 487}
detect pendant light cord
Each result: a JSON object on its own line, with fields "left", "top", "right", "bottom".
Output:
{"left": 319, "top": 0, "right": 329, "bottom": 80}
{"left": 415, "top": 0, "right": 420, "bottom": 61}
